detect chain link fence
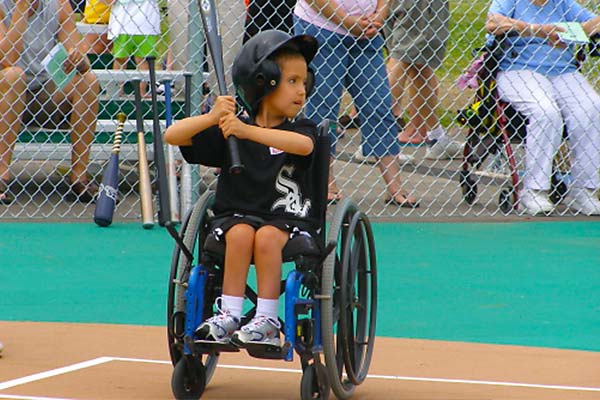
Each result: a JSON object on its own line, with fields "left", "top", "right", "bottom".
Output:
{"left": 1, "top": 0, "right": 599, "bottom": 221}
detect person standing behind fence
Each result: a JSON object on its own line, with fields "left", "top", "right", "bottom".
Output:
{"left": 0, "top": 0, "right": 100, "bottom": 203}
{"left": 82, "top": 0, "right": 112, "bottom": 54}
{"left": 294, "top": 0, "right": 419, "bottom": 207}
{"left": 385, "top": 0, "right": 462, "bottom": 160}
{"left": 486, "top": 0, "right": 600, "bottom": 216}
{"left": 244, "top": 0, "right": 297, "bottom": 42}
{"left": 108, "top": 0, "right": 160, "bottom": 96}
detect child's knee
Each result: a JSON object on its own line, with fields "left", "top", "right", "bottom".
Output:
{"left": 254, "top": 226, "right": 287, "bottom": 255}
{"left": 225, "top": 224, "right": 255, "bottom": 248}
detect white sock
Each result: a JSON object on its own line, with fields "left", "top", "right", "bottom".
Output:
{"left": 256, "top": 298, "right": 279, "bottom": 322}
{"left": 427, "top": 125, "right": 446, "bottom": 142}
{"left": 221, "top": 295, "right": 243, "bottom": 320}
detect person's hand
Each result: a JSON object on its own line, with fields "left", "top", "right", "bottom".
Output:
{"left": 209, "top": 95, "right": 236, "bottom": 124}
{"left": 15, "top": 0, "right": 35, "bottom": 16}
{"left": 343, "top": 14, "right": 382, "bottom": 39}
{"left": 218, "top": 112, "right": 246, "bottom": 139}
{"left": 531, "top": 23, "right": 567, "bottom": 48}
{"left": 64, "top": 49, "right": 89, "bottom": 73}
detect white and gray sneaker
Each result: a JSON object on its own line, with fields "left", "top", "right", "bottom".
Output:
{"left": 565, "top": 187, "right": 600, "bottom": 216}
{"left": 425, "top": 135, "right": 464, "bottom": 160}
{"left": 231, "top": 315, "right": 281, "bottom": 347}
{"left": 519, "top": 189, "right": 555, "bottom": 216}
{"left": 195, "top": 312, "right": 240, "bottom": 343}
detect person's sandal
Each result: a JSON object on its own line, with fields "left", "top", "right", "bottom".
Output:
{"left": 383, "top": 193, "right": 420, "bottom": 209}
{"left": 338, "top": 114, "right": 361, "bottom": 129}
{"left": 69, "top": 181, "right": 99, "bottom": 203}
{"left": 0, "top": 179, "right": 15, "bottom": 204}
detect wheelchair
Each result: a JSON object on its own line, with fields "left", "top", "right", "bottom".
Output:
{"left": 166, "top": 121, "right": 378, "bottom": 399}
{"left": 455, "top": 35, "right": 595, "bottom": 213}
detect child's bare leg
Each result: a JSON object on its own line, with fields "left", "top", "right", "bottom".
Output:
{"left": 135, "top": 56, "right": 149, "bottom": 96}
{"left": 253, "top": 225, "right": 288, "bottom": 299}
{"left": 113, "top": 57, "right": 128, "bottom": 96}
{"left": 222, "top": 224, "right": 255, "bottom": 297}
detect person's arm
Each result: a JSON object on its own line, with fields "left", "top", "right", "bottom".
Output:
{"left": 304, "top": 0, "right": 370, "bottom": 37}
{"left": 165, "top": 96, "right": 236, "bottom": 146}
{"left": 486, "top": 12, "right": 564, "bottom": 46}
{"left": 0, "top": 1, "right": 31, "bottom": 67}
{"left": 218, "top": 113, "right": 314, "bottom": 156}
{"left": 56, "top": 0, "right": 90, "bottom": 73}
{"left": 582, "top": 16, "right": 600, "bottom": 37}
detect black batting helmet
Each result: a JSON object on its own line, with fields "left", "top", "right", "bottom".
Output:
{"left": 232, "top": 29, "right": 318, "bottom": 117}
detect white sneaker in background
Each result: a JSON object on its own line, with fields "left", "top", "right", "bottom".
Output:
{"left": 425, "top": 135, "right": 464, "bottom": 160}
{"left": 519, "top": 189, "right": 555, "bottom": 216}
{"left": 353, "top": 145, "right": 414, "bottom": 165}
{"left": 565, "top": 187, "right": 600, "bottom": 216}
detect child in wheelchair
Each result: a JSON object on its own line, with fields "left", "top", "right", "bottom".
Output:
{"left": 165, "top": 30, "right": 319, "bottom": 346}
{"left": 458, "top": 0, "right": 600, "bottom": 216}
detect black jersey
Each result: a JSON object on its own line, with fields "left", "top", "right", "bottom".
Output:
{"left": 180, "top": 117, "right": 318, "bottom": 226}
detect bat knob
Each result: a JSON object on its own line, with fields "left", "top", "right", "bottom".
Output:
{"left": 229, "top": 164, "right": 244, "bottom": 174}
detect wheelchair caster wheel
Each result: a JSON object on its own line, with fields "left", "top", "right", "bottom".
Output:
{"left": 171, "top": 357, "right": 206, "bottom": 399}
{"left": 460, "top": 170, "right": 477, "bottom": 205}
{"left": 499, "top": 188, "right": 513, "bottom": 214}
{"left": 550, "top": 173, "right": 568, "bottom": 204}
{"left": 301, "top": 363, "right": 330, "bottom": 400}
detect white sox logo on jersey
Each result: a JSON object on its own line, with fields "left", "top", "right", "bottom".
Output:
{"left": 271, "top": 165, "right": 311, "bottom": 217}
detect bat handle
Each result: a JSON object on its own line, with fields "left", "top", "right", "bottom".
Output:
{"left": 227, "top": 137, "right": 243, "bottom": 174}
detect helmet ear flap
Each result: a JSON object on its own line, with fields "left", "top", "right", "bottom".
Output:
{"left": 255, "top": 59, "right": 280, "bottom": 90}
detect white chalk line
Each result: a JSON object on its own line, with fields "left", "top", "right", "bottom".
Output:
{"left": 1, "top": 355, "right": 599, "bottom": 397}
{"left": 0, "top": 394, "right": 75, "bottom": 400}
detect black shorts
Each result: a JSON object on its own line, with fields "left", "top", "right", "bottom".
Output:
{"left": 209, "top": 213, "right": 316, "bottom": 241}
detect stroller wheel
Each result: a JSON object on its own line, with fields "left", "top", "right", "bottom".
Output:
{"left": 460, "top": 170, "right": 478, "bottom": 205}
{"left": 499, "top": 187, "right": 513, "bottom": 214}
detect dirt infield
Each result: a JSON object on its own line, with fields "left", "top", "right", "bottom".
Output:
{"left": 0, "top": 322, "right": 599, "bottom": 400}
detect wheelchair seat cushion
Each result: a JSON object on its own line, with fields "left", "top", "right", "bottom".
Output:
{"left": 203, "top": 214, "right": 322, "bottom": 263}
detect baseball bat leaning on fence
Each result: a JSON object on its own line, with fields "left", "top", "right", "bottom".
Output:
{"left": 93, "top": 113, "right": 127, "bottom": 227}
{"left": 197, "top": 0, "right": 243, "bottom": 173}
{"left": 180, "top": 74, "right": 193, "bottom": 218}
{"left": 163, "top": 79, "right": 181, "bottom": 223}
{"left": 147, "top": 56, "right": 171, "bottom": 227}
{"left": 133, "top": 79, "right": 155, "bottom": 229}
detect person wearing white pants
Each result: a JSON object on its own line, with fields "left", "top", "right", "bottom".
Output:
{"left": 487, "top": 0, "right": 600, "bottom": 216}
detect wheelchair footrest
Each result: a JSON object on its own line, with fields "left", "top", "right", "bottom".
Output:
{"left": 193, "top": 339, "right": 241, "bottom": 353}
{"left": 244, "top": 341, "right": 291, "bottom": 360}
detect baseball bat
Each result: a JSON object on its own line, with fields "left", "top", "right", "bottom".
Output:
{"left": 180, "top": 75, "right": 193, "bottom": 217}
{"left": 93, "top": 112, "right": 127, "bottom": 227}
{"left": 133, "top": 80, "right": 155, "bottom": 229}
{"left": 197, "top": 0, "right": 243, "bottom": 174}
{"left": 163, "top": 79, "right": 181, "bottom": 223}
{"left": 147, "top": 57, "right": 171, "bottom": 227}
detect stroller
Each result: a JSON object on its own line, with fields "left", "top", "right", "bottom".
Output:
{"left": 454, "top": 35, "right": 594, "bottom": 213}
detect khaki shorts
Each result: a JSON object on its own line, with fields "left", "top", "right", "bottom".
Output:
{"left": 23, "top": 80, "right": 72, "bottom": 130}
{"left": 385, "top": 0, "right": 450, "bottom": 69}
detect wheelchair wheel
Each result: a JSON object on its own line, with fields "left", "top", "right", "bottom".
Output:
{"left": 459, "top": 170, "right": 477, "bottom": 205}
{"left": 321, "top": 198, "right": 377, "bottom": 399}
{"left": 498, "top": 187, "right": 513, "bottom": 214}
{"left": 171, "top": 357, "right": 206, "bottom": 399}
{"left": 550, "top": 172, "right": 568, "bottom": 204}
{"left": 167, "top": 191, "right": 219, "bottom": 382}
{"left": 300, "top": 363, "right": 330, "bottom": 400}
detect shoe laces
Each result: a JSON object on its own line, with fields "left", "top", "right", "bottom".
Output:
{"left": 207, "top": 297, "right": 236, "bottom": 324}
{"left": 242, "top": 315, "right": 281, "bottom": 332}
